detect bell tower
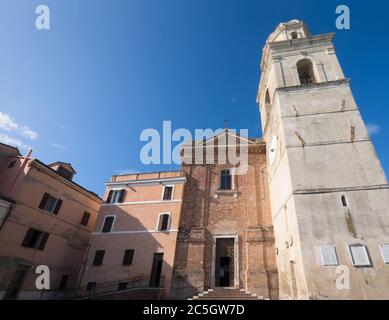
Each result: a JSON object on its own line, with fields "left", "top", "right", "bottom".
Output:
{"left": 257, "top": 20, "right": 389, "bottom": 299}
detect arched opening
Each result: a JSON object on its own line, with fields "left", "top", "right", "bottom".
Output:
{"left": 264, "top": 89, "right": 272, "bottom": 118}
{"left": 290, "top": 31, "right": 298, "bottom": 39}
{"left": 296, "top": 59, "right": 316, "bottom": 85}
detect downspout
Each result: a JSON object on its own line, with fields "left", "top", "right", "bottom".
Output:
{"left": 8, "top": 148, "right": 33, "bottom": 195}
{"left": 74, "top": 242, "right": 91, "bottom": 298}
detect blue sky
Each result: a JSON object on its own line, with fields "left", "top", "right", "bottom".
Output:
{"left": 1, "top": 0, "right": 388, "bottom": 196}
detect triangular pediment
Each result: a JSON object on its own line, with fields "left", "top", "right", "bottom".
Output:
{"left": 195, "top": 130, "right": 258, "bottom": 147}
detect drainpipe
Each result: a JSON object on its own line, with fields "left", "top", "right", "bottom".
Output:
{"left": 74, "top": 242, "right": 91, "bottom": 298}
{"left": 8, "top": 148, "right": 33, "bottom": 196}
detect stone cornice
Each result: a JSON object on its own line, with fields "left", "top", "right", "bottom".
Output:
{"left": 276, "top": 78, "right": 350, "bottom": 94}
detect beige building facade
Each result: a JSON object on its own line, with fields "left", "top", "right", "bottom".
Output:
{"left": 78, "top": 171, "right": 186, "bottom": 299}
{"left": 0, "top": 143, "right": 101, "bottom": 299}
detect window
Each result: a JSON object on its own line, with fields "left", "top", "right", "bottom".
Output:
{"left": 296, "top": 58, "right": 316, "bottom": 85}
{"left": 106, "top": 189, "right": 126, "bottom": 204}
{"left": 290, "top": 31, "right": 298, "bottom": 39}
{"left": 341, "top": 195, "right": 348, "bottom": 207}
{"left": 101, "top": 216, "right": 115, "bottom": 233}
{"left": 380, "top": 244, "right": 389, "bottom": 264}
{"left": 80, "top": 212, "right": 91, "bottom": 226}
{"left": 8, "top": 160, "right": 16, "bottom": 169}
{"left": 122, "top": 249, "right": 135, "bottom": 266}
{"left": 92, "top": 250, "right": 105, "bottom": 266}
{"left": 319, "top": 245, "right": 339, "bottom": 266}
{"left": 39, "top": 193, "right": 62, "bottom": 215}
{"left": 118, "top": 282, "right": 128, "bottom": 291}
{"left": 220, "top": 169, "right": 232, "bottom": 190}
{"left": 162, "top": 186, "right": 173, "bottom": 201}
{"left": 86, "top": 282, "right": 96, "bottom": 292}
{"left": 349, "top": 244, "right": 372, "bottom": 267}
{"left": 58, "top": 275, "right": 69, "bottom": 290}
{"left": 21, "top": 228, "right": 49, "bottom": 250}
{"left": 157, "top": 214, "right": 170, "bottom": 231}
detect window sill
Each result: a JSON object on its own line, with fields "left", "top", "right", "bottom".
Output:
{"left": 214, "top": 190, "right": 239, "bottom": 198}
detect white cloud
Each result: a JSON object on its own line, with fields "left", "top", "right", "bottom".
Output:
{"left": 0, "top": 134, "right": 30, "bottom": 150}
{"left": 20, "top": 126, "right": 38, "bottom": 140}
{"left": 0, "top": 112, "right": 38, "bottom": 141}
{"left": 50, "top": 143, "right": 65, "bottom": 150}
{"left": 366, "top": 123, "right": 381, "bottom": 136}
{"left": 0, "top": 112, "right": 18, "bottom": 131}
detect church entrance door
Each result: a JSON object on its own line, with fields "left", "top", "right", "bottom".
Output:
{"left": 215, "top": 238, "right": 234, "bottom": 287}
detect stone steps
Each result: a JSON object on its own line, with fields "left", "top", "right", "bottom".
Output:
{"left": 189, "top": 288, "right": 265, "bottom": 300}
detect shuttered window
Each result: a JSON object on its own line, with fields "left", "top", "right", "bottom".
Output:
{"left": 349, "top": 244, "right": 372, "bottom": 267}
{"left": 380, "top": 244, "right": 389, "bottom": 264}
{"left": 39, "top": 192, "right": 62, "bottom": 215}
{"left": 21, "top": 228, "right": 49, "bottom": 250}
{"left": 319, "top": 245, "right": 339, "bottom": 266}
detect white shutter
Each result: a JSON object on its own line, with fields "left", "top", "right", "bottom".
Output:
{"left": 349, "top": 244, "right": 371, "bottom": 267}
{"left": 380, "top": 244, "right": 389, "bottom": 264}
{"left": 319, "top": 245, "right": 338, "bottom": 266}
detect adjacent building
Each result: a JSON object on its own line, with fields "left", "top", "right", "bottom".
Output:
{"left": 78, "top": 170, "right": 186, "bottom": 299}
{"left": 0, "top": 143, "right": 101, "bottom": 299}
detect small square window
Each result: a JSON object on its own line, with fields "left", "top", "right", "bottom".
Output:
{"left": 102, "top": 216, "right": 115, "bottom": 233}
{"left": 118, "top": 282, "right": 128, "bottom": 291}
{"left": 349, "top": 244, "right": 372, "bottom": 267}
{"left": 93, "top": 250, "right": 105, "bottom": 266}
{"left": 58, "top": 275, "right": 69, "bottom": 290}
{"left": 319, "top": 245, "right": 339, "bottom": 266}
{"left": 8, "top": 160, "right": 16, "bottom": 168}
{"left": 80, "top": 212, "right": 91, "bottom": 226}
{"left": 162, "top": 186, "right": 173, "bottom": 201}
{"left": 158, "top": 214, "right": 170, "bottom": 231}
{"left": 87, "top": 282, "right": 96, "bottom": 292}
{"left": 122, "top": 249, "right": 134, "bottom": 266}
{"left": 380, "top": 244, "right": 389, "bottom": 264}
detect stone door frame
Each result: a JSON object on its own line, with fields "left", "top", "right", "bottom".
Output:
{"left": 211, "top": 234, "right": 239, "bottom": 288}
